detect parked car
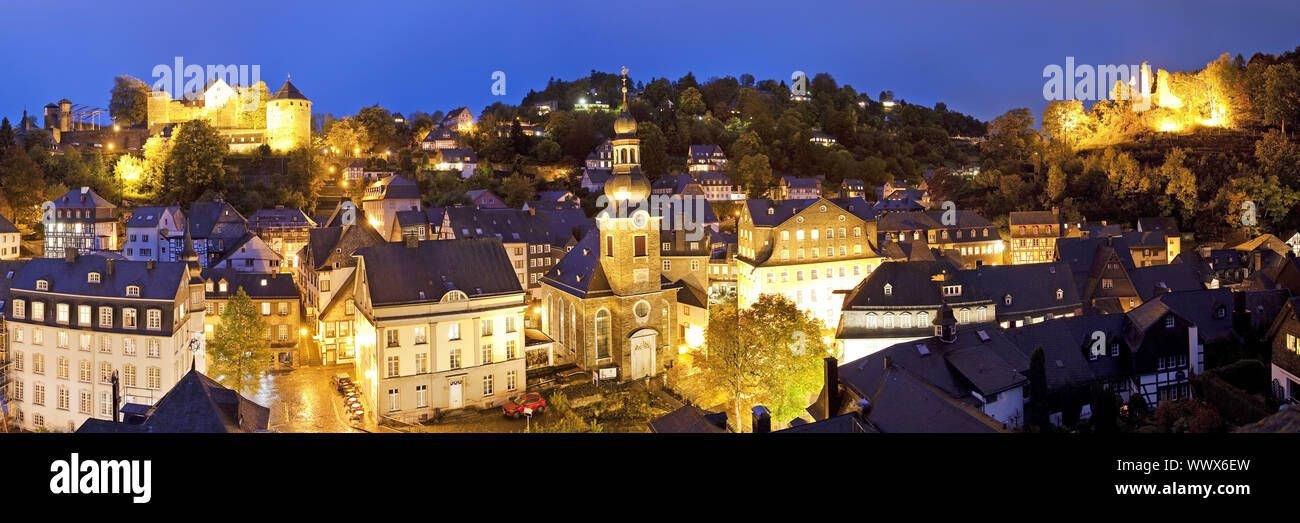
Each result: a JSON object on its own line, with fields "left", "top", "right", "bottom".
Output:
{"left": 332, "top": 374, "right": 352, "bottom": 391}
{"left": 502, "top": 393, "right": 547, "bottom": 418}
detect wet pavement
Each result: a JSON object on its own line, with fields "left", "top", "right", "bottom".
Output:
{"left": 254, "top": 364, "right": 374, "bottom": 433}
{"left": 416, "top": 407, "right": 550, "bottom": 433}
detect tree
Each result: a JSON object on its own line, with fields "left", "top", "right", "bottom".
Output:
{"left": 109, "top": 75, "right": 150, "bottom": 126}
{"left": 324, "top": 117, "right": 371, "bottom": 155}
{"left": 534, "top": 138, "right": 562, "bottom": 163}
{"left": 679, "top": 87, "right": 706, "bottom": 117}
{"left": 162, "top": 120, "right": 227, "bottom": 204}
{"left": 0, "top": 145, "right": 48, "bottom": 226}
{"left": 207, "top": 288, "right": 273, "bottom": 395}
{"left": 0, "top": 117, "right": 14, "bottom": 150}
{"left": 1046, "top": 164, "right": 1067, "bottom": 202}
{"left": 1255, "top": 129, "right": 1300, "bottom": 188}
{"left": 355, "top": 106, "right": 398, "bottom": 152}
{"left": 1158, "top": 147, "right": 1197, "bottom": 223}
{"left": 1262, "top": 63, "right": 1300, "bottom": 133}
{"left": 636, "top": 122, "right": 667, "bottom": 177}
{"left": 735, "top": 154, "right": 773, "bottom": 198}
{"left": 687, "top": 295, "right": 832, "bottom": 432}
{"left": 500, "top": 173, "right": 535, "bottom": 208}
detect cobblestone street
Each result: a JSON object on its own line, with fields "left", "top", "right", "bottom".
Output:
{"left": 254, "top": 364, "right": 374, "bottom": 433}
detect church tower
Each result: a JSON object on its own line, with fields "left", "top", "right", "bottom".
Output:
{"left": 266, "top": 76, "right": 312, "bottom": 151}
{"left": 598, "top": 67, "right": 660, "bottom": 296}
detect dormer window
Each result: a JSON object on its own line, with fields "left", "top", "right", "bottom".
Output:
{"left": 942, "top": 285, "right": 961, "bottom": 297}
{"left": 1215, "top": 305, "right": 1226, "bottom": 319}
{"left": 1055, "top": 289, "right": 1063, "bottom": 300}
{"left": 36, "top": 280, "right": 49, "bottom": 291}
{"left": 219, "top": 281, "right": 228, "bottom": 293}
{"left": 884, "top": 283, "right": 893, "bottom": 296}
{"left": 1004, "top": 294, "right": 1013, "bottom": 305}
{"left": 87, "top": 273, "right": 101, "bottom": 283}
{"left": 126, "top": 285, "right": 140, "bottom": 297}
{"left": 1165, "top": 316, "right": 1175, "bottom": 329}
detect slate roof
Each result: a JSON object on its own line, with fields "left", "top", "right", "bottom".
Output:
{"left": 776, "top": 413, "right": 874, "bottom": 433}
{"left": 125, "top": 206, "right": 181, "bottom": 228}
{"left": 1008, "top": 210, "right": 1060, "bottom": 226}
{"left": 77, "top": 369, "right": 271, "bottom": 433}
{"left": 271, "top": 80, "right": 309, "bottom": 101}
{"left": 676, "top": 282, "right": 709, "bottom": 309}
{"left": 745, "top": 197, "right": 876, "bottom": 227}
{"left": 0, "top": 259, "right": 29, "bottom": 304}
{"left": 540, "top": 232, "right": 681, "bottom": 299}
{"left": 648, "top": 405, "right": 727, "bottom": 433}
{"left": 1137, "top": 216, "right": 1179, "bottom": 234}
{"left": 247, "top": 207, "right": 315, "bottom": 229}
{"left": 964, "top": 261, "right": 1080, "bottom": 318}
{"left": 444, "top": 207, "right": 563, "bottom": 245}
{"left": 1128, "top": 263, "right": 1205, "bottom": 301}
{"left": 187, "top": 201, "right": 248, "bottom": 240}
{"left": 395, "top": 208, "right": 445, "bottom": 228}
{"left": 1000, "top": 314, "right": 1130, "bottom": 389}
{"left": 687, "top": 144, "right": 725, "bottom": 161}
{"left": 201, "top": 269, "right": 298, "bottom": 299}
{"left": 422, "top": 128, "right": 458, "bottom": 142}
{"left": 1234, "top": 407, "right": 1300, "bottom": 433}
{"left": 877, "top": 209, "right": 994, "bottom": 235}
{"left": 364, "top": 174, "right": 421, "bottom": 201}
{"left": 1131, "top": 289, "right": 1235, "bottom": 344}
{"left": 10, "top": 256, "right": 186, "bottom": 301}
{"left": 356, "top": 239, "right": 523, "bottom": 306}
{"left": 52, "top": 186, "right": 114, "bottom": 210}
{"left": 307, "top": 224, "right": 385, "bottom": 271}
{"left": 438, "top": 148, "right": 477, "bottom": 163}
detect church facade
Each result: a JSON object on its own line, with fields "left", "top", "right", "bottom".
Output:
{"left": 539, "top": 75, "right": 680, "bottom": 381}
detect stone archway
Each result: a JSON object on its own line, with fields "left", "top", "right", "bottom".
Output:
{"left": 628, "top": 328, "right": 658, "bottom": 380}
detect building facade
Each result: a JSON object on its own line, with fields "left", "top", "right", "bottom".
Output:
{"left": 353, "top": 239, "right": 527, "bottom": 421}
{"left": 4, "top": 254, "right": 206, "bottom": 432}
{"left": 43, "top": 187, "right": 118, "bottom": 259}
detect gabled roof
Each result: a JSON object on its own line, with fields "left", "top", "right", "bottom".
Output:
{"left": 307, "top": 223, "right": 385, "bottom": 271}
{"left": 364, "top": 174, "right": 421, "bottom": 201}
{"left": 744, "top": 197, "right": 876, "bottom": 228}
{"left": 247, "top": 207, "right": 315, "bottom": 228}
{"left": 356, "top": 239, "right": 523, "bottom": 306}
{"left": 52, "top": 186, "right": 114, "bottom": 210}
{"left": 187, "top": 201, "right": 247, "bottom": 240}
{"left": 125, "top": 206, "right": 181, "bottom": 228}
{"left": 539, "top": 232, "right": 680, "bottom": 299}
{"left": 201, "top": 269, "right": 298, "bottom": 299}
{"left": 77, "top": 369, "right": 270, "bottom": 433}
{"left": 1128, "top": 263, "right": 1205, "bottom": 301}
{"left": 438, "top": 148, "right": 477, "bottom": 163}
{"left": 647, "top": 405, "right": 727, "bottom": 433}
{"left": 1008, "top": 210, "right": 1059, "bottom": 226}
{"left": 0, "top": 213, "right": 18, "bottom": 234}
{"left": 1136, "top": 216, "right": 1179, "bottom": 234}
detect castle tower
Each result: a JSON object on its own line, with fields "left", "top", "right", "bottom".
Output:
{"left": 58, "top": 99, "right": 71, "bottom": 132}
{"left": 597, "top": 67, "right": 659, "bottom": 296}
{"left": 266, "top": 76, "right": 311, "bottom": 151}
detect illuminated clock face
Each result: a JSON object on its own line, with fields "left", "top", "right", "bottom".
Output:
{"left": 632, "top": 210, "right": 650, "bottom": 229}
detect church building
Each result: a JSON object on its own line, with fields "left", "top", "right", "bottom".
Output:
{"left": 538, "top": 69, "right": 680, "bottom": 381}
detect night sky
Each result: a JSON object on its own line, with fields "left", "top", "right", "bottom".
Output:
{"left": 2, "top": 0, "right": 1297, "bottom": 124}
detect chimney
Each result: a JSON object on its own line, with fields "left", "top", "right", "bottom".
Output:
{"left": 105, "top": 258, "right": 115, "bottom": 276}
{"left": 64, "top": 249, "right": 77, "bottom": 263}
{"left": 823, "top": 356, "right": 840, "bottom": 420}
{"left": 1252, "top": 250, "right": 1262, "bottom": 272}
{"left": 146, "top": 259, "right": 155, "bottom": 271}
{"left": 751, "top": 406, "right": 771, "bottom": 434}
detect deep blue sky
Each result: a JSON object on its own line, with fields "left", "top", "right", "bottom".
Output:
{"left": 2, "top": 0, "right": 1297, "bottom": 125}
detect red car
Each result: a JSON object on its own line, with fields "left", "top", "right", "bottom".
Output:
{"left": 502, "top": 393, "right": 547, "bottom": 418}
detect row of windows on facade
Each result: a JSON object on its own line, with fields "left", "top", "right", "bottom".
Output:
{"left": 779, "top": 244, "right": 867, "bottom": 260}
{"left": 384, "top": 371, "right": 518, "bottom": 412}
{"left": 860, "top": 307, "right": 992, "bottom": 329}
{"left": 766, "top": 264, "right": 872, "bottom": 284}
{"left": 383, "top": 317, "right": 517, "bottom": 347}
{"left": 205, "top": 300, "right": 294, "bottom": 316}
{"left": 9, "top": 330, "right": 163, "bottom": 357}
{"left": 886, "top": 228, "right": 992, "bottom": 242}
{"left": 384, "top": 341, "right": 519, "bottom": 377}
{"left": 11, "top": 360, "right": 163, "bottom": 394}
{"left": 206, "top": 323, "right": 293, "bottom": 341}
{"left": 47, "top": 222, "right": 100, "bottom": 234}
{"left": 881, "top": 283, "right": 1065, "bottom": 303}
{"left": 1011, "top": 238, "right": 1054, "bottom": 248}
{"left": 12, "top": 300, "right": 167, "bottom": 330}
{"left": 1015, "top": 225, "right": 1055, "bottom": 236}
{"left": 13, "top": 386, "right": 143, "bottom": 420}
{"left": 781, "top": 227, "right": 862, "bottom": 242}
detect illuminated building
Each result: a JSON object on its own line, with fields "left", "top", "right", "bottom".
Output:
{"left": 735, "top": 196, "right": 882, "bottom": 327}
{"left": 146, "top": 77, "right": 312, "bottom": 152}
{"left": 361, "top": 175, "right": 422, "bottom": 242}
{"left": 352, "top": 239, "right": 528, "bottom": 420}
{"left": 3, "top": 253, "right": 206, "bottom": 432}
{"left": 1008, "top": 209, "right": 1060, "bottom": 265}
{"left": 539, "top": 80, "right": 682, "bottom": 381}
{"left": 42, "top": 187, "right": 118, "bottom": 259}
